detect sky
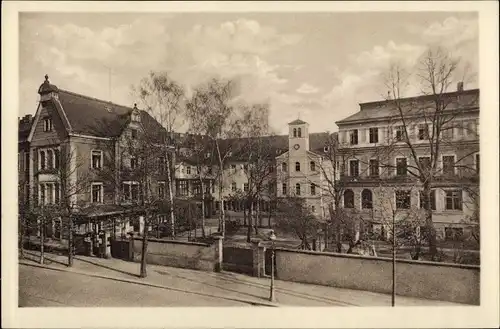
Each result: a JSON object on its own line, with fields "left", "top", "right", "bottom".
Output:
{"left": 19, "top": 12, "right": 478, "bottom": 134}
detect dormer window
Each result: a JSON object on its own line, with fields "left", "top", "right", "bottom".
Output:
{"left": 43, "top": 118, "right": 53, "bottom": 132}
{"left": 323, "top": 146, "right": 329, "bottom": 152}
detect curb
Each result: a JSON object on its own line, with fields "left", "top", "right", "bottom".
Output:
{"left": 19, "top": 261, "right": 279, "bottom": 307}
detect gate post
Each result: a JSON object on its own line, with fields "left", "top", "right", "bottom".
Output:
{"left": 251, "top": 239, "right": 263, "bottom": 277}
{"left": 214, "top": 234, "right": 224, "bottom": 272}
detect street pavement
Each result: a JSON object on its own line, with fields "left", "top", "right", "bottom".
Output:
{"left": 19, "top": 250, "right": 463, "bottom": 307}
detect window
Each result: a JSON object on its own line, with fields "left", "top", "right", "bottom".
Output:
{"left": 43, "top": 118, "right": 53, "bottom": 132}
{"left": 310, "top": 161, "right": 316, "bottom": 172}
{"left": 418, "top": 124, "right": 429, "bottom": 140}
{"left": 40, "top": 151, "right": 46, "bottom": 170}
{"left": 18, "top": 153, "right": 22, "bottom": 172}
{"left": 122, "top": 182, "right": 140, "bottom": 201}
{"left": 282, "top": 183, "right": 287, "bottom": 195}
{"left": 395, "top": 190, "right": 411, "bottom": 209}
{"left": 91, "top": 150, "right": 103, "bottom": 169}
{"left": 231, "top": 182, "right": 237, "bottom": 192}
{"left": 39, "top": 184, "right": 46, "bottom": 205}
{"left": 419, "top": 190, "right": 436, "bottom": 210}
{"left": 395, "top": 126, "right": 405, "bottom": 142}
{"left": 158, "top": 182, "right": 165, "bottom": 199}
{"left": 310, "top": 184, "right": 316, "bottom": 196}
{"left": 369, "top": 159, "right": 379, "bottom": 177}
{"left": 47, "top": 184, "right": 54, "bottom": 204}
{"left": 369, "top": 128, "right": 379, "bottom": 144}
{"left": 445, "top": 227, "right": 464, "bottom": 241}
{"left": 131, "top": 129, "right": 138, "bottom": 139}
{"left": 349, "top": 159, "right": 359, "bottom": 177}
{"left": 311, "top": 206, "right": 316, "bottom": 213}
{"left": 269, "top": 166, "right": 274, "bottom": 173}
{"left": 293, "top": 128, "right": 297, "bottom": 137}
{"left": 396, "top": 158, "right": 407, "bottom": 176}
{"left": 230, "top": 164, "right": 237, "bottom": 173}
{"left": 297, "top": 128, "right": 302, "bottom": 138}
{"left": 178, "top": 181, "right": 188, "bottom": 196}
{"left": 442, "top": 155, "right": 455, "bottom": 175}
{"left": 349, "top": 130, "right": 358, "bottom": 145}
{"left": 47, "top": 150, "right": 54, "bottom": 169}
{"left": 419, "top": 156, "right": 431, "bottom": 172}
{"left": 445, "top": 190, "right": 462, "bottom": 211}
{"left": 91, "top": 183, "right": 103, "bottom": 203}
{"left": 344, "top": 189, "right": 354, "bottom": 208}
{"left": 295, "top": 183, "right": 301, "bottom": 196}
{"left": 54, "top": 149, "right": 59, "bottom": 169}
{"left": 158, "top": 157, "right": 166, "bottom": 173}
{"left": 24, "top": 152, "right": 29, "bottom": 172}
{"left": 54, "top": 183, "right": 60, "bottom": 204}
{"left": 268, "top": 184, "right": 274, "bottom": 194}
{"left": 443, "top": 126, "right": 454, "bottom": 140}
{"left": 243, "top": 183, "right": 249, "bottom": 192}
{"left": 130, "top": 156, "right": 138, "bottom": 170}
{"left": 186, "top": 166, "right": 191, "bottom": 175}
{"left": 282, "top": 162, "right": 287, "bottom": 172}
{"left": 475, "top": 153, "right": 480, "bottom": 173}
{"left": 295, "top": 162, "right": 301, "bottom": 172}
{"left": 361, "top": 189, "right": 373, "bottom": 209}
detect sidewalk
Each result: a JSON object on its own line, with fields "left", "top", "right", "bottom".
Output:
{"left": 19, "top": 251, "right": 462, "bottom": 307}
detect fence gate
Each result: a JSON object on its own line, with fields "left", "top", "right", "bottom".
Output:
{"left": 222, "top": 246, "right": 253, "bottom": 275}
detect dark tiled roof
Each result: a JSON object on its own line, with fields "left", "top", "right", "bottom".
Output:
{"left": 288, "top": 119, "right": 307, "bottom": 125}
{"left": 55, "top": 90, "right": 166, "bottom": 139}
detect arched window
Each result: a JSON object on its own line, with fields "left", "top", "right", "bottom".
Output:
{"left": 282, "top": 162, "right": 287, "bottom": 172}
{"left": 40, "top": 150, "right": 46, "bottom": 170}
{"left": 298, "top": 128, "right": 302, "bottom": 138}
{"left": 293, "top": 128, "right": 297, "bottom": 137}
{"left": 362, "top": 189, "right": 373, "bottom": 209}
{"left": 344, "top": 189, "right": 354, "bottom": 208}
{"left": 310, "top": 161, "right": 316, "bottom": 171}
{"left": 295, "top": 162, "right": 300, "bottom": 171}
{"left": 295, "top": 183, "right": 301, "bottom": 196}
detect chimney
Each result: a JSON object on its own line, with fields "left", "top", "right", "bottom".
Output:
{"left": 457, "top": 81, "right": 464, "bottom": 92}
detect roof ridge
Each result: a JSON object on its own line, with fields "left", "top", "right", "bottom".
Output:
{"left": 58, "top": 89, "right": 135, "bottom": 111}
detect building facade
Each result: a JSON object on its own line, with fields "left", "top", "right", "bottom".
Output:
{"left": 335, "top": 85, "right": 480, "bottom": 240}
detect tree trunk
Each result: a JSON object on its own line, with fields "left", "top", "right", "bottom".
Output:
{"left": 165, "top": 154, "right": 175, "bottom": 238}
{"left": 200, "top": 179, "right": 206, "bottom": 238}
{"left": 68, "top": 214, "right": 74, "bottom": 267}
{"left": 243, "top": 204, "right": 247, "bottom": 227}
{"left": 423, "top": 183, "right": 437, "bottom": 259}
{"left": 246, "top": 201, "right": 252, "bottom": 243}
{"left": 254, "top": 200, "right": 259, "bottom": 235}
{"left": 139, "top": 214, "right": 148, "bottom": 278}
{"left": 267, "top": 203, "right": 272, "bottom": 228}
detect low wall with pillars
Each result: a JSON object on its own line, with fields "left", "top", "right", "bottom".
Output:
{"left": 132, "top": 236, "right": 223, "bottom": 272}
{"left": 274, "top": 248, "right": 480, "bottom": 305}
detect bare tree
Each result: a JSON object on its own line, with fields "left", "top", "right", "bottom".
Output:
{"left": 275, "top": 196, "right": 321, "bottom": 250}
{"left": 133, "top": 71, "right": 185, "bottom": 238}
{"left": 377, "top": 46, "right": 479, "bottom": 260}
{"left": 185, "top": 78, "right": 241, "bottom": 237}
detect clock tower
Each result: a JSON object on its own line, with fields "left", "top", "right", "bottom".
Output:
{"left": 288, "top": 118, "right": 309, "bottom": 154}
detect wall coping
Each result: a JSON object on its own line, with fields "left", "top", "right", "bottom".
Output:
{"left": 133, "top": 237, "right": 212, "bottom": 247}
{"left": 275, "top": 247, "right": 481, "bottom": 270}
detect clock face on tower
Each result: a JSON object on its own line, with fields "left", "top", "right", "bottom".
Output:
{"left": 293, "top": 144, "right": 300, "bottom": 150}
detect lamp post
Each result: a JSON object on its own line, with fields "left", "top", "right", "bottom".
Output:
{"left": 269, "top": 230, "right": 276, "bottom": 302}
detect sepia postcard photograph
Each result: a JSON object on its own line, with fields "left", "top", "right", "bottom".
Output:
{"left": 2, "top": 1, "right": 499, "bottom": 328}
